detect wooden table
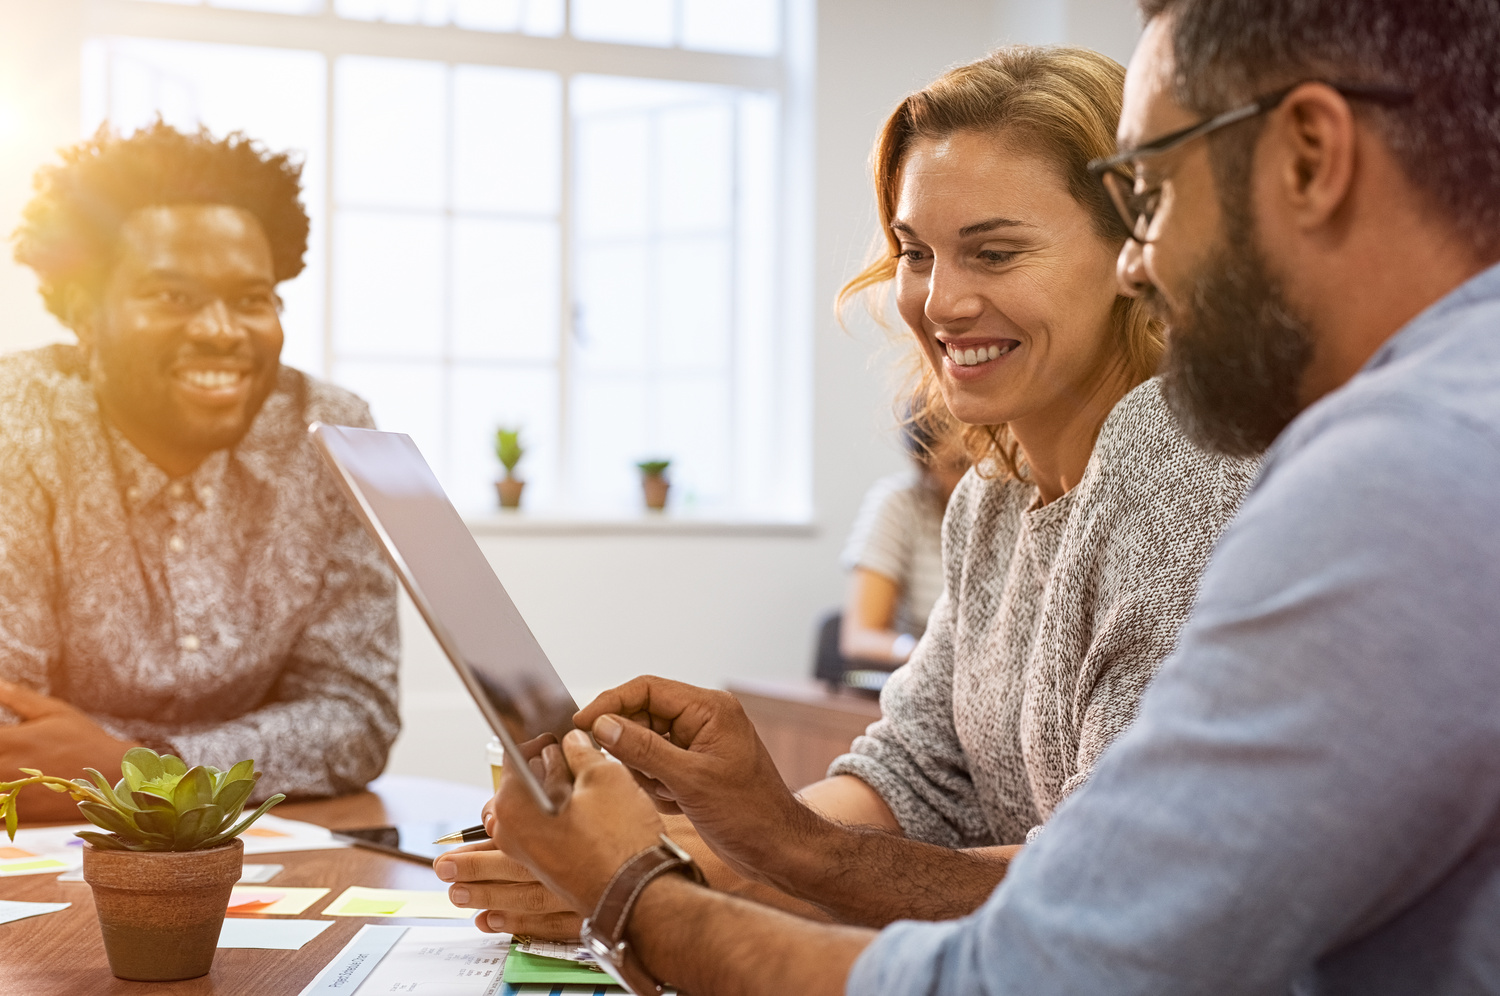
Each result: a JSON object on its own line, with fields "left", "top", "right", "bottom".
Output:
{"left": 727, "top": 678, "right": 883, "bottom": 791}
{"left": 0, "top": 774, "right": 493, "bottom": 995}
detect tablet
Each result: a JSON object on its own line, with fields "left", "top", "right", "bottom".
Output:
{"left": 309, "top": 422, "right": 577, "bottom": 814}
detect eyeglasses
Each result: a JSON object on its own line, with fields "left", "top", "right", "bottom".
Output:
{"left": 1088, "top": 80, "right": 1415, "bottom": 242}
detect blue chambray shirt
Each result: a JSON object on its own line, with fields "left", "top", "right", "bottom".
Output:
{"left": 849, "top": 261, "right": 1500, "bottom": 995}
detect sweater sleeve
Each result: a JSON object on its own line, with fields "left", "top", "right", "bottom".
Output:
{"left": 828, "top": 473, "right": 997, "bottom": 848}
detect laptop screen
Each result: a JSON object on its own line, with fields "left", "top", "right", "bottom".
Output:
{"left": 310, "top": 423, "right": 579, "bottom": 754}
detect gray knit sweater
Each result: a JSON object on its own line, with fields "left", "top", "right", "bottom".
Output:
{"left": 828, "top": 379, "right": 1259, "bottom": 847}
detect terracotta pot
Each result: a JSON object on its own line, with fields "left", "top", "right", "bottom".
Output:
{"left": 641, "top": 474, "right": 670, "bottom": 510}
{"left": 83, "top": 837, "right": 243, "bottom": 982}
{"left": 496, "top": 477, "right": 525, "bottom": 509}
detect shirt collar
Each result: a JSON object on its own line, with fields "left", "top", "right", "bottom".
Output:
{"left": 1363, "top": 258, "right": 1500, "bottom": 373}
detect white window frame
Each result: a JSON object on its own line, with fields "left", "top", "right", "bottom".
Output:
{"left": 78, "top": 0, "right": 815, "bottom": 529}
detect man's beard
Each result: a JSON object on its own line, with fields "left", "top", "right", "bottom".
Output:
{"left": 1149, "top": 219, "right": 1315, "bottom": 458}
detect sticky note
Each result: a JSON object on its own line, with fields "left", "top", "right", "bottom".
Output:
{"left": 324, "top": 886, "right": 472, "bottom": 919}
{"left": 0, "top": 859, "right": 69, "bottom": 876}
{"left": 226, "top": 886, "right": 329, "bottom": 916}
{"left": 341, "top": 897, "right": 406, "bottom": 915}
{"left": 0, "top": 901, "right": 70, "bottom": 925}
{"left": 503, "top": 949, "right": 610, "bottom": 986}
{"left": 217, "top": 917, "right": 333, "bottom": 950}
{"left": 0, "top": 847, "right": 37, "bottom": 859}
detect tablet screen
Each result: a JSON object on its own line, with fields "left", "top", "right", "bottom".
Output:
{"left": 310, "top": 424, "right": 578, "bottom": 758}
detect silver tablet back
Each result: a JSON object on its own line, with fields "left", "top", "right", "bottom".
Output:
{"left": 309, "top": 423, "right": 578, "bottom": 790}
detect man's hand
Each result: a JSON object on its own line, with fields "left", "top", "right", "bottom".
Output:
{"left": 574, "top": 676, "right": 813, "bottom": 884}
{"left": 489, "top": 730, "right": 667, "bottom": 916}
{"left": 0, "top": 681, "right": 141, "bottom": 822}
{"left": 435, "top": 837, "right": 584, "bottom": 938}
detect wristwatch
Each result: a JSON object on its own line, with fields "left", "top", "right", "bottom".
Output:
{"left": 579, "top": 833, "right": 704, "bottom": 995}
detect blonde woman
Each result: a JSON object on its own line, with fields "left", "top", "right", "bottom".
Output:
{"left": 439, "top": 45, "right": 1257, "bottom": 932}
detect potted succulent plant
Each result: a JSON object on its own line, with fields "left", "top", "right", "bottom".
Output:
{"left": 495, "top": 426, "right": 525, "bottom": 509}
{"left": 636, "top": 458, "right": 671, "bottom": 511}
{"left": 0, "top": 747, "right": 284, "bottom": 982}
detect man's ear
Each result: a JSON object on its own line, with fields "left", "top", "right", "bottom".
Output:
{"left": 1269, "top": 83, "right": 1359, "bottom": 233}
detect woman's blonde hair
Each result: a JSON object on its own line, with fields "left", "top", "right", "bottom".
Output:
{"left": 839, "top": 45, "right": 1163, "bottom": 479}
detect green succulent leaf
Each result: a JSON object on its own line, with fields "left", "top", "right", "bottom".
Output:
{"left": 111, "top": 779, "right": 141, "bottom": 812}
{"left": 173, "top": 804, "right": 225, "bottom": 849}
{"left": 212, "top": 778, "right": 256, "bottom": 821}
{"left": 18, "top": 767, "right": 42, "bottom": 777}
{"left": 78, "top": 801, "right": 139, "bottom": 838}
{"left": 119, "top": 760, "right": 146, "bottom": 792}
{"left": 132, "top": 808, "right": 178, "bottom": 838}
{"left": 75, "top": 831, "right": 130, "bottom": 850}
{"left": 199, "top": 793, "right": 285, "bottom": 849}
{"left": 122, "top": 747, "right": 166, "bottom": 782}
{"left": 130, "top": 790, "right": 175, "bottom": 813}
{"left": 161, "top": 754, "right": 188, "bottom": 778}
{"left": 80, "top": 769, "right": 117, "bottom": 801}
{"left": 225, "top": 759, "right": 255, "bottom": 785}
{"left": 5, "top": 798, "right": 16, "bottom": 841}
{"left": 173, "top": 767, "right": 214, "bottom": 813}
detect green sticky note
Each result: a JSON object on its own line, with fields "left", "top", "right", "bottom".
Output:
{"left": 502, "top": 948, "right": 609, "bottom": 985}
{"left": 339, "top": 897, "right": 405, "bottom": 916}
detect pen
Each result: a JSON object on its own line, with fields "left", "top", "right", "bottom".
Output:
{"left": 432, "top": 824, "right": 489, "bottom": 845}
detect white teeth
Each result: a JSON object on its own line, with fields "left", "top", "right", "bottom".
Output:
{"left": 944, "top": 343, "right": 1016, "bottom": 367}
{"left": 179, "top": 369, "right": 245, "bottom": 390}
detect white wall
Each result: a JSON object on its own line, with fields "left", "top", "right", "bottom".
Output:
{"left": 0, "top": 0, "right": 1142, "bottom": 790}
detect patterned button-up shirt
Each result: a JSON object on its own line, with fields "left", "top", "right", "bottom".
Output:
{"left": 0, "top": 345, "right": 399, "bottom": 799}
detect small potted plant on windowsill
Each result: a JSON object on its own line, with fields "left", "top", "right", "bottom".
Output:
{"left": 0, "top": 747, "right": 284, "bottom": 982}
{"left": 495, "top": 426, "right": 526, "bottom": 509}
{"left": 636, "top": 458, "right": 671, "bottom": 511}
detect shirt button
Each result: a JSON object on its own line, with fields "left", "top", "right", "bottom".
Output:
{"left": 125, "top": 486, "right": 142, "bottom": 502}
{"left": 179, "top": 634, "right": 200, "bottom": 652}
{"left": 168, "top": 535, "right": 186, "bottom": 553}
{"left": 168, "top": 482, "right": 186, "bottom": 499}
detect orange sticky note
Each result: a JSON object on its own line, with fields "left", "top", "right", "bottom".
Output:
{"left": 242, "top": 827, "right": 291, "bottom": 839}
{"left": 0, "top": 847, "right": 37, "bottom": 860}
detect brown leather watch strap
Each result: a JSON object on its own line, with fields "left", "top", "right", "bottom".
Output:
{"left": 589, "top": 834, "right": 704, "bottom": 944}
{"left": 582, "top": 834, "right": 704, "bottom": 994}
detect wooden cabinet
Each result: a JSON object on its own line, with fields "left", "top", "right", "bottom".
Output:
{"left": 727, "top": 678, "right": 883, "bottom": 791}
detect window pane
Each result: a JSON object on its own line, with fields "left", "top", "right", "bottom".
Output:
{"left": 450, "top": 0, "right": 522, "bottom": 31}
{"left": 517, "top": 0, "right": 565, "bottom": 36}
{"left": 570, "top": 0, "right": 673, "bottom": 47}
{"left": 574, "top": 115, "right": 649, "bottom": 240}
{"left": 211, "top": 0, "right": 325, "bottom": 12}
{"left": 657, "top": 236, "right": 730, "bottom": 372}
{"left": 657, "top": 373, "right": 732, "bottom": 507}
{"left": 451, "top": 218, "right": 560, "bottom": 362}
{"left": 333, "top": 211, "right": 446, "bottom": 359}
{"left": 681, "top": 0, "right": 780, "bottom": 56}
{"left": 568, "top": 375, "right": 647, "bottom": 511}
{"left": 574, "top": 244, "right": 648, "bottom": 373}
{"left": 333, "top": 360, "right": 447, "bottom": 476}
{"left": 335, "top": 0, "right": 449, "bottom": 23}
{"left": 449, "top": 366, "right": 559, "bottom": 512}
{"left": 335, "top": 56, "right": 446, "bottom": 209}
{"left": 657, "top": 103, "right": 732, "bottom": 232}
{"left": 453, "top": 66, "right": 560, "bottom": 215}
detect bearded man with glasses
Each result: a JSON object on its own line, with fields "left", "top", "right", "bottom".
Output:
{"left": 445, "top": 1, "right": 1500, "bottom": 994}
{"left": 0, "top": 122, "right": 399, "bottom": 820}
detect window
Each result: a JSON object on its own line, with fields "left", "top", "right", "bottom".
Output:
{"left": 84, "top": 0, "right": 808, "bottom": 519}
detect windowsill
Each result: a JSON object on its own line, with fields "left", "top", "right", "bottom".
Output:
{"left": 464, "top": 511, "right": 817, "bottom": 537}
